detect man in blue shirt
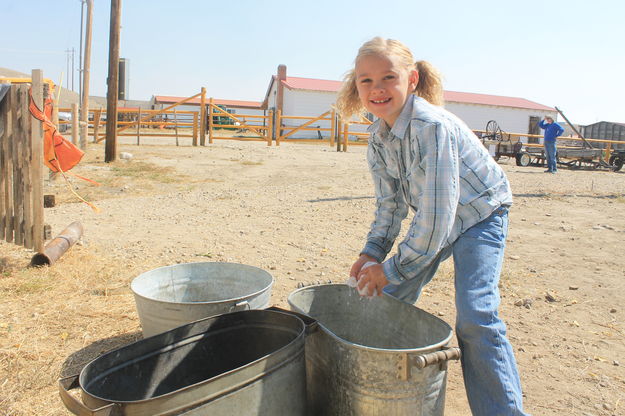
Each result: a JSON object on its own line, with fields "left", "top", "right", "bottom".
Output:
{"left": 538, "top": 116, "right": 564, "bottom": 173}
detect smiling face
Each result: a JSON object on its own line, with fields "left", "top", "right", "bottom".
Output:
{"left": 355, "top": 53, "right": 418, "bottom": 127}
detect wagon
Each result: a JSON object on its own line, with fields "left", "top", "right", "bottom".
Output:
{"left": 477, "top": 120, "right": 529, "bottom": 166}
{"left": 478, "top": 120, "right": 623, "bottom": 171}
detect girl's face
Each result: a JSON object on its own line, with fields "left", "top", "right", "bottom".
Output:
{"left": 355, "top": 53, "right": 418, "bottom": 127}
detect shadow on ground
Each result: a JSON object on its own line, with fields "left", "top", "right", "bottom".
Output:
{"left": 60, "top": 331, "right": 143, "bottom": 377}
{"left": 308, "top": 195, "right": 374, "bottom": 203}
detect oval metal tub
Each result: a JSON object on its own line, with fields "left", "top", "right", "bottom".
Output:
{"left": 60, "top": 310, "right": 307, "bottom": 416}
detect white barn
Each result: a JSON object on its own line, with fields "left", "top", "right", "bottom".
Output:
{"left": 263, "top": 65, "right": 557, "bottom": 141}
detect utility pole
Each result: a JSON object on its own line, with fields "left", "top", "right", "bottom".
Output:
{"left": 80, "top": 0, "right": 93, "bottom": 150}
{"left": 65, "top": 49, "right": 71, "bottom": 88}
{"left": 79, "top": 0, "right": 85, "bottom": 104}
{"left": 105, "top": 0, "right": 121, "bottom": 162}
{"left": 71, "top": 47, "right": 75, "bottom": 91}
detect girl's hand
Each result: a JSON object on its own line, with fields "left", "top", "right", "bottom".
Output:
{"left": 357, "top": 263, "right": 388, "bottom": 297}
{"left": 349, "top": 254, "right": 377, "bottom": 279}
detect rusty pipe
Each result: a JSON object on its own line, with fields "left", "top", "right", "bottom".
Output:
{"left": 30, "top": 222, "right": 83, "bottom": 267}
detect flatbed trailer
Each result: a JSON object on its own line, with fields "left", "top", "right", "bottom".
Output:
{"left": 477, "top": 120, "right": 623, "bottom": 171}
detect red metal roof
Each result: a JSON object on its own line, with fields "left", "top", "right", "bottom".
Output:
{"left": 153, "top": 95, "right": 263, "bottom": 108}
{"left": 443, "top": 90, "right": 554, "bottom": 111}
{"left": 277, "top": 76, "right": 553, "bottom": 111}
{"left": 282, "top": 77, "right": 342, "bottom": 92}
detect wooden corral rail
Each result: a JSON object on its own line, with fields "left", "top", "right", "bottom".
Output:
{"left": 275, "top": 109, "right": 336, "bottom": 147}
{"left": 61, "top": 108, "right": 202, "bottom": 146}
{"left": 338, "top": 115, "right": 372, "bottom": 151}
{"left": 0, "top": 72, "right": 44, "bottom": 252}
{"left": 208, "top": 99, "right": 272, "bottom": 146}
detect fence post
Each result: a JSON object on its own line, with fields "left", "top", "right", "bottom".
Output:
{"left": 199, "top": 87, "right": 206, "bottom": 146}
{"left": 343, "top": 123, "right": 349, "bottom": 152}
{"left": 10, "top": 86, "right": 21, "bottom": 245}
{"left": 93, "top": 108, "right": 102, "bottom": 142}
{"left": 267, "top": 110, "right": 273, "bottom": 146}
{"left": 31, "top": 70, "right": 44, "bottom": 251}
{"left": 3, "top": 85, "right": 16, "bottom": 243}
{"left": 0, "top": 83, "right": 10, "bottom": 241}
{"left": 330, "top": 109, "right": 336, "bottom": 147}
{"left": 276, "top": 110, "right": 282, "bottom": 146}
{"left": 136, "top": 108, "right": 141, "bottom": 145}
{"left": 14, "top": 85, "right": 29, "bottom": 246}
{"left": 208, "top": 97, "right": 214, "bottom": 144}
{"left": 22, "top": 86, "right": 33, "bottom": 247}
{"left": 71, "top": 103, "right": 79, "bottom": 145}
{"left": 192, "top": 112, "right": 198, "bottom": 146}
{"left": 173, "top": 108, "right": 179, "bottom": 146}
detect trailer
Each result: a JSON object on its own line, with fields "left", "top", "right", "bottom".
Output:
{"left": 478, "top": 120, "right": 623, "bottom": 171}
{"left": 523, "top": 147, "right": 610, "bottom": 170}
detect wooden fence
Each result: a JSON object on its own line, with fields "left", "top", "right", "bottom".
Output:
{"left": 58, "top": 101, "right": 374, "bottom": 151}
{"left": 0, "top": 72, "right": 44, "bottom": 252}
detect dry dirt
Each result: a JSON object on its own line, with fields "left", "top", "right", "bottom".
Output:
{"left": 1, "top": 137, "right": 624, "bottom": 415}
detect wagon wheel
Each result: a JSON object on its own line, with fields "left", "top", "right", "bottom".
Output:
{"left": 515, "top": 152, "right": 532, "bottom": 167}
{"left": 485, "top": 120, "right": 503, "bottom": 141}
{"left": 609, "top": 155, "right": 624, "bottom": 172}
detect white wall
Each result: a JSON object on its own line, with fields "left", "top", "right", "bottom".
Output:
{"left": 267, "top": 80, "right": 278, "bottom": 110}
{"left": 445, "top": 101, "right": 557, "bottom": 142}
{"left": 281, "top": 89, "right": 336, "bottom": 139}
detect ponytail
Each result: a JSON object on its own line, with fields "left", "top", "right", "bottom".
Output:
{"left": 335, "top": 69, "right": 362, "bottom": 122}
{"left": 414, "top": 60, "right": 444, "bottom": 106}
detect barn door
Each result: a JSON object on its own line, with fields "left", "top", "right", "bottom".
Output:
{"left": 528, "top": 116, "right": 540, "bottom": 143}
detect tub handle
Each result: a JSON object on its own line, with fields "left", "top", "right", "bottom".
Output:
{"left": 230, "top": 300, "right": 250, "bottom": 312}
{"left": 414, "top": 347, "right": 461, "bottom": 369}
{"left": 59, "top": 375, "right": 121, "bottom": 416}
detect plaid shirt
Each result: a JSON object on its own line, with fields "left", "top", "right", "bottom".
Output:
{"left": 361, "top": 95, "right": 513, "bottom": 284}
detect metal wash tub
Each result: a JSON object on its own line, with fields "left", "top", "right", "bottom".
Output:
{"left": 131, "top": 262, "right": 274, "bottom": 337}
{"left": 59, "top": 310, "right": 307, "bottom": 416}
{"left": 288, "top": 284, "right": 460, "bottom": 416}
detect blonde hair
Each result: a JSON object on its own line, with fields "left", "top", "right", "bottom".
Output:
{"left": 335, "top": 37, "right": 444, "bottom": 121}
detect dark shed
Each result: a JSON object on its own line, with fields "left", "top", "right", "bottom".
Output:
{"left": 582, "top": 121, "right": 625, "bottom": 150}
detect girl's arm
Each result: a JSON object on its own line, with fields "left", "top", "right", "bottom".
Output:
{"left": 382, "top": 122, "right": 460, "bottom": 284}
{"left": 360, "top": 143, "right": 409, "bottom": 263}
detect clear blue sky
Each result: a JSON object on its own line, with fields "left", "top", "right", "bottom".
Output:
{"left": 2, "top": 0, "right": 623, "bottom": 125}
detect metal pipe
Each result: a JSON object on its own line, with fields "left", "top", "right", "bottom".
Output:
{"left": 30, "top": 222, "right": 83, "bottom": 266}
{"left": 555, "top": 106, "right": 594, "bottom": 149}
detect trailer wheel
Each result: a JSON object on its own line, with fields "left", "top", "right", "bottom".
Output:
{"left": 609, "top": 155, "right": 624, "bottom": 172}
{"left": 516, "top": 152, "right": 531, "bottom": 167}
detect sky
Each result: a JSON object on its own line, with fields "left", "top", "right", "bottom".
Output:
{"left": 1, "top": 0, "right": 623, "bottom": 126}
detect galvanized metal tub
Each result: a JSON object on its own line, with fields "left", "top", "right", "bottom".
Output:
{"left": 288, "top": 284, "right": 460, "bottom": 416}
{"left": 59, "top": 310, "right": 307, "bottom": 416}
{"left": 131, "top": 262, "right": 274, "bottom": 337}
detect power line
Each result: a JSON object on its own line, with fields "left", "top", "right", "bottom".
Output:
{"left": 0, "top": 48, "right": 65, "bottom": 55}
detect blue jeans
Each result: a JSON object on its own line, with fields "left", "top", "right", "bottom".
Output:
{"left": 384, "top": 206, "right": 528, "bottom": 415}
{"left": 544, "top": 140, "right": 557, "bottom": 172}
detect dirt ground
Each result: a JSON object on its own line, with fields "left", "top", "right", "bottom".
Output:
{"left": 1, "top": 137, "right": 624, "bottom": 415}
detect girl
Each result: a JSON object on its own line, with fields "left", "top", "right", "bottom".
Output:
{"left": 336, "top": 37, "right": 529, "bottom": 415}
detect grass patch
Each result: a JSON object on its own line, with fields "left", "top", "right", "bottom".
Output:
{"left": 240, "top": 160, "right": 264, "bottom": 166}
{"left": 1, "top": 274, "right": 52, "bottom": 295}
{"left": 111, "top": 161, "right": 182, "bottom": 183}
